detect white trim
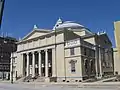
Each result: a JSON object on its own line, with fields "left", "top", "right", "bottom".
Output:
{"left": 22, "top": 29, "right": 51, "bottom": 40}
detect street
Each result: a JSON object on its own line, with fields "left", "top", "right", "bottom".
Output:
{"left": 0, "top": 82, "right": 120, "bottom": 90}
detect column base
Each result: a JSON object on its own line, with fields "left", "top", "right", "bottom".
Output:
{"left": 97, "top": 76, "right": 102, "bottom": 79}
{"left": 45, "top": 77, "right": 50, "bottom": 82}
{"left": 32, "top": 74, "right": 35, "bottom": 78}
{"left": 52, "top": 75, "right": 56, "bottom": 77}
{"left": 96, "top": 73, "right": 103, "bottom": 79}
{"left": 50, "top": 76, "right": 57, "bottom": 82}
{"left": 32, "top": 76, "right": 35, "bottom": 78}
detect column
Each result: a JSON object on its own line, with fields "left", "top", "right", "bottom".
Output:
{"left": 52, "top": 49, "right": 56, "bottom": 77}
{"left": 95, "top": 46, "right": 99, "bottom": 78}
{"left": 26, "top": 53, "right": 29, "bottom": 76}
{"left": 45, "top": 49, "right": 48, "bottom": 77}
{"left": 32, "top": 52, "right": 35, "bottom": 77}
{"left": 38, "top": 51, "right": 41, "bottom": 76}
{"left": 99, "top": 46, "right": 102, "bottom": 77}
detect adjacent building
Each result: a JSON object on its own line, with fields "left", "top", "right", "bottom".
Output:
{"left": 114, "top": 21, "right": 120, "bottom": 75}
{"left": 10, "top": 19, "right": 114, "bottom": 82}
{"left": 0, "top": 36, "right": 17, "bottom": 80}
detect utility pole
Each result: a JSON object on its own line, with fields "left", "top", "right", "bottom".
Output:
{"left": 0, "top": 0, "right": 5, "bottom": 29}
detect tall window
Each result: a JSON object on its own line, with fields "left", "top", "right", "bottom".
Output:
{"left": 84, "top": 59, "right": 88, "bottom": 74}
{"left": 69, "top": 60, "right": 77, "bottom": 73}
{"left": 84, "top": 48, "right": 87, "bottom": 55}
{"left": 70, "top": 48, "right": 75, "bottom": 55}
{"left": 90, "top": 59, "right": 94, "bottom": 73}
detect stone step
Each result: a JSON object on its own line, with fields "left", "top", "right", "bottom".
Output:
{"left": 96, "top": 76, "right": 116, "bottom": 82}
{"left": 16, "top": 77, "right": 25, "bottom": 82}
{"left": 35, "top": 77, "right": 45, "bottom": 82}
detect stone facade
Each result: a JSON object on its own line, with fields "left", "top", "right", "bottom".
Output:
{"left": 10, "top": 20, "right": 114, "bottom": 82}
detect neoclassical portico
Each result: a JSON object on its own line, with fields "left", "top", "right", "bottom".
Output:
{"left": 23, "top": 49, "right": 53, "bottom": 79}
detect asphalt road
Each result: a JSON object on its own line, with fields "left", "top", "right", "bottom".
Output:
{"left": 0, "top": 83, "right": 120, "bottom": 90}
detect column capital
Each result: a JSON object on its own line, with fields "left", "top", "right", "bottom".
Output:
{"left": 52, "top": 48, "right": 55, "bottom": 50}
{"left": 38, "top": 50, "right": 41, "bottom": 53}
{"left": 20, "top": 53, "right": 24, "bottom": 55}
{"left": 26, "top": 52, "right": 29, "bottom": 55}
{"left": 41, "top": 49, "right": 49, "bottom": 53}
{"left": 40, "top": 49, "right": 46, "bottom": 52}
{"left": 45, "top": 49, "right": 48, "bottom": 52}
{"left": 31, "top": 51, "right": 35, "bottom": 54}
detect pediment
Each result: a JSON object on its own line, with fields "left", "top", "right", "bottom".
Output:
{"left": 22, "top": 29, "right": 51, "bottom": 40}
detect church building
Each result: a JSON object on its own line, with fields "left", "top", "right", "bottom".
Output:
{"left": 10, "top": 18, "right": 114, "bottom": 82}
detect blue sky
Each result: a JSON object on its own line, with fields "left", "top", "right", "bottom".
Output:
{"left": 1, "top": 0, "right": 120, "bottom": 47}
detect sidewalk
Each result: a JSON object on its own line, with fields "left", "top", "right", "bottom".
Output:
{"left": 0, "top": 80, "right": 11, "bottom": 83}
{"left": 14, "top": 81, "right": 120, "bottom": 88}
{"left": 1, "top": 80, "right": 120, "bottom": 88}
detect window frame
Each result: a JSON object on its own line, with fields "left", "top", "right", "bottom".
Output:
{"left": 69, "top": 60, "right": 77, "bottom": 73}
{"left": 70, "top": 47, "right": 75, "bottom": 55}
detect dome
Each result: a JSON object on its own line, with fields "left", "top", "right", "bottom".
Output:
{"left": 56, "top": 21, "right": 84, "bottom": 29}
